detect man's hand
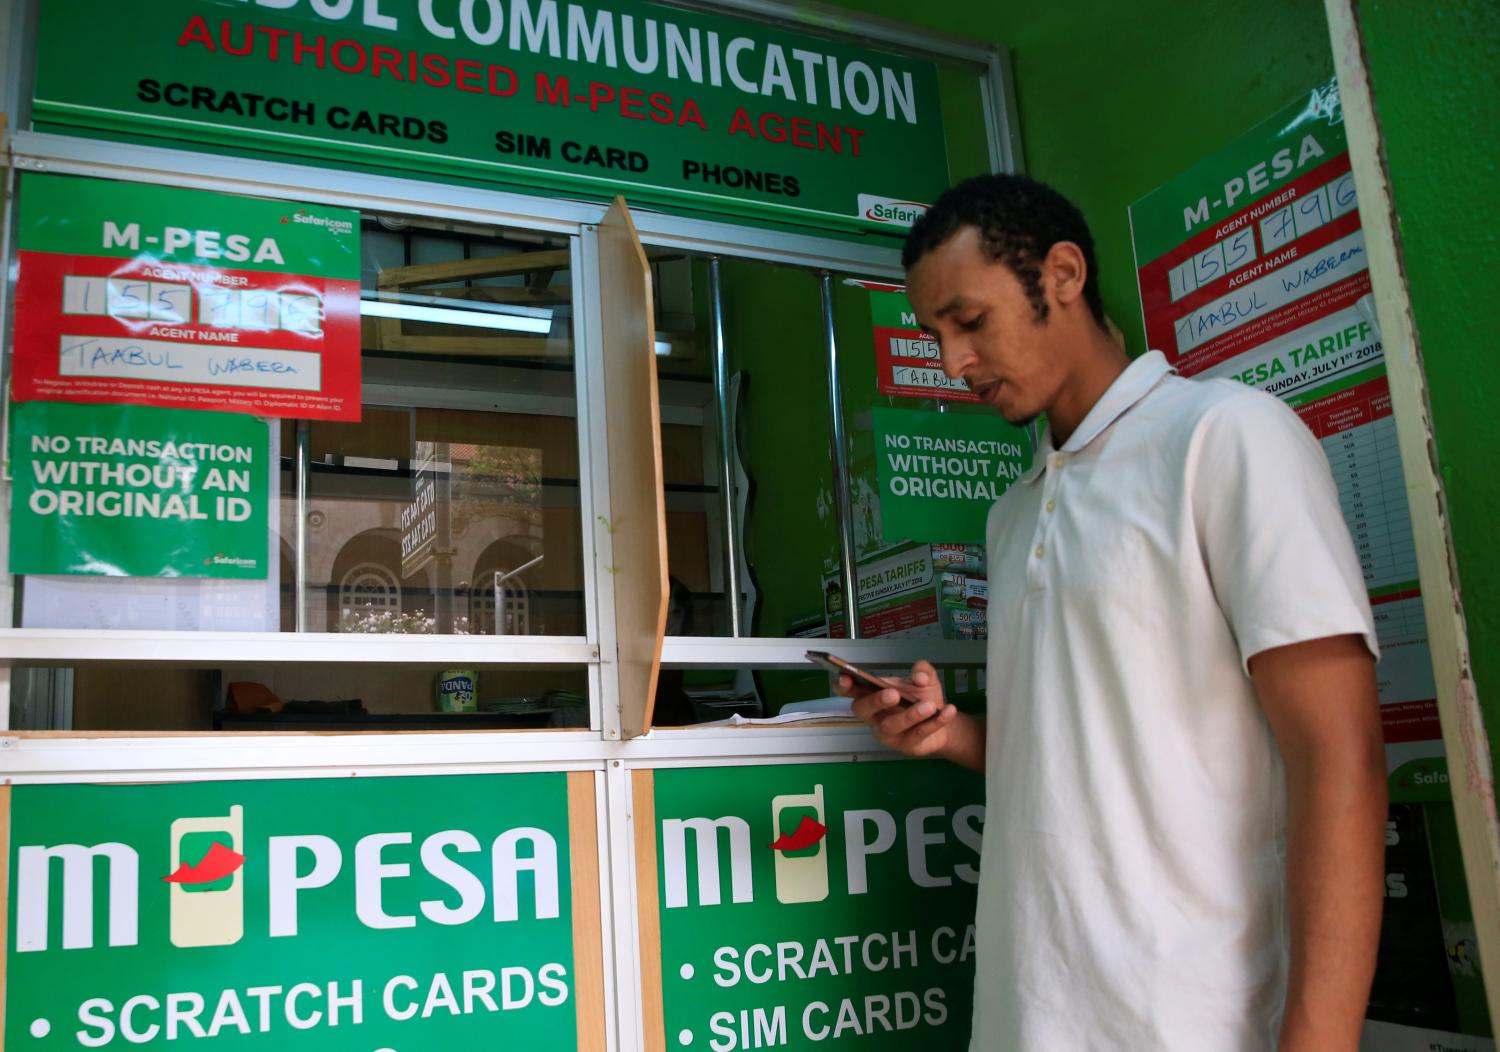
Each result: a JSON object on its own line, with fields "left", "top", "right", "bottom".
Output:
{"left": 839, "top": 660, "right": 985, "bottom": 771}
{"left": 1250, "top": 634, "right": 1385, "bottom": 1052}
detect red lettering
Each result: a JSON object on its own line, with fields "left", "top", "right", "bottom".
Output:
{"left": 790, "top": 117, "right": 816, "bottom": 150}
{"left": 678, "top": 98, "right": 707, "bottom": 130}
{"left": 293, "top": 32, "right": 327, "bottom": 67}
{"left": 587, "top": 82, "right": 615, "bottom": 111}
{"left": 220, "top": 21, "right": 255, "bottom": 56}
{"left": 758, "top": 112, "right": 787, "bottom": 143}
{"left": 371, "top": 45, "right": 405, "bottom": 80}
{"left": 258, "top": 25, "right": 291, "bottom": 61}
{"left": 727, "top": 107, "right": 756, "bottom": 137}
{"left": 649, "top": 93, "right": 675, "bottom": 124}
{"left": 845, "top": 127, "right": 865, "bottom": 158}
{"left": 421, "top": 53, "right": 451, "bottom": 88}
{"left": 489, "top": 65, "right": 518, "bottom": 97}
{"left": 330, "top": 39, "right": 367, "bottom": 74}
{"left": 536, "top": 73, "right": 570, "bottom": 106}
{"left": 817, "top": 123, "right": 841, "bottom": 153}
{"left": 177, "top": 15, "right": 216, "bottom": 51}
{"left": 456, "top": 58, "right": 483, "bottom": 92}
{"left": 620, "top": 87, "right": 647, "bottom": 120}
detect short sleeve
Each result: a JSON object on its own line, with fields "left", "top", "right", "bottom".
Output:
{"left": 1189, "top": 388, "right": 1379, "bottom": 671}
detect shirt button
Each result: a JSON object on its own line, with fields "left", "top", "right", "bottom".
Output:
{"left": 1034, "top": 544, "right": 1045, "bottom": 558}
{"left": 1050, "top": 453, "right": 1068, "bottom": 469}
{"left": 1045, "top": 500, "right": 1056, "bottom": 513}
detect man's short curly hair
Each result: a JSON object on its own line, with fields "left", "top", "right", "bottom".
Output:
{"left": 903, "top": 174, "right": 1106, "bottom": 327}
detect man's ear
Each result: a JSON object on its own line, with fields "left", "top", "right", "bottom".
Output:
{"left": 1043, "top": 241, "right": 1089, "bottom": 311}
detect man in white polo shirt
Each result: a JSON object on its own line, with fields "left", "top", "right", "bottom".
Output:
{"left": 846, "top": 174, "right": 1386, "bottom": 1051}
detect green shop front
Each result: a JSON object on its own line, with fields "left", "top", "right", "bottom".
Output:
{"left": 0, "top": 0, "right": 1495, "bottom": 1049}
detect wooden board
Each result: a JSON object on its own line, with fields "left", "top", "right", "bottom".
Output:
{"left": 598, "top": 198, "right": 669, "bottom": 739}
{"left": 632, "top": 769, "right": 666, "bottom": 1051}
{"left": 1327, "top": 0, "right": 1500, "bottom": 1022}
{"left": 0, "top": 784, "right": 10, "bottom": 1042}
{"left": 567, "top": 771, "right": 606, "bottom": 1051}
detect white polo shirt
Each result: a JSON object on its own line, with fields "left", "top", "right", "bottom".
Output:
{"left": 971, "top": 351, "right": 1377, "bottom": 1051}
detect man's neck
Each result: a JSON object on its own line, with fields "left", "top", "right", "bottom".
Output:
{"left": 1047, "top": 327, "right": 1132, "bottom": 447}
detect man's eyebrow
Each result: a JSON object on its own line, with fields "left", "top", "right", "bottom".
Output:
{"left": 932, "top": 296, "right": 969, "bottom": 320}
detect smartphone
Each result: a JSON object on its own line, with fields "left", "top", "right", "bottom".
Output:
{"left": 805, "top": 650, "right": 923, "bottom": 705}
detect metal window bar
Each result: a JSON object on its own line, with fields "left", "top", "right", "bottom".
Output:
{"left": 708, "top": 257, "right": 744, "bottom": 637}
{"left": 820, "top": 272, "right": 860, "bottom": 639}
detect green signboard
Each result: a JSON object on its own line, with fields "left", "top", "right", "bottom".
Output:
{"left": 4, "top": 772, "right": 593, "bottom": 1049}
{"left": 34, "top": 0, "right": 949, "bottom": 236}
{"left": 9, "top": 402, "right": 270, "bottom": 579}
{"left": 642, "top": 761, "right": 983, "bottom": 1050}
{"left": 872, "top": 407, "right": 1029, "bottom": 544}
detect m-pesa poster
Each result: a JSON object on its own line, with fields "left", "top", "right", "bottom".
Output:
{"left": 2, "top": 773, "right": 601, "bottom": 1048}
{"left": 636, "top": 762, "right": 983, "bottom": 1050}
{"left": 1130, "top": 80, "right": 1441, "bottom": 787}
{"left": 11, "top": 174, "right": 361, "bottom": 421}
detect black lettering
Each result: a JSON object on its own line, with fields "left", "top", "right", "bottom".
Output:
{"left": 429, "top": 120, "right": 448, "bottom": 144}
{"left": 138, "top": 78, "right": 161, "bottom": 103}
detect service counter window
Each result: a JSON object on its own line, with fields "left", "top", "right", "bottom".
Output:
{"left": 5, "top": 180, "right": 595, "bottom": 732}
{"left": 646, "top": 254, "right": 1006, "bottom": 724}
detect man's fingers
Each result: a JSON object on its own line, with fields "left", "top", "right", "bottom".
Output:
{"left": 874, "top": 698, "right": 942, "bottom": 736}
{"left": 909, "top": 659, "right": 937, "bottom": 686}
{"left": 850, "top": 687, "right": 903, "bottom": 722}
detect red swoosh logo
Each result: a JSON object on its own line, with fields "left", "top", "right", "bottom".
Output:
{"left": 163, "top": 841, "right": 246, "bottom": 884}
{"left": 770, "top": 816, "right": 827, "bottom": 852}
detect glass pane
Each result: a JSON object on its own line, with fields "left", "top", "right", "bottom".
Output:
{"left": 305, "top": 217, "right": 583, "bottom": 636}
{"left": 15, "top": 210, "right": 586, "bottom": 637}
{"left": 654, "top": 256, "right": 836, "bottom": 639}
{"left": 8, "top": 665, "right": 589, "bottom": 732}
{"left": 649, "top": 662, "right": 987, "bottom": 727}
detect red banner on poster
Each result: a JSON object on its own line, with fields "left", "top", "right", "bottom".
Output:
{"left": 11, "top": 174, "right": 362, "bottom": 421}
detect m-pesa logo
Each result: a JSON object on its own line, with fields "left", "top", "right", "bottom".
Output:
{"left": 662, "top": 784, "right": 982, "bottom": 909}
{"left": 15, "top": 807, "right": 561, "bottom": 953}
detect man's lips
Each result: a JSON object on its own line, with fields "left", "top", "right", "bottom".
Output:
{"left": 968, "top": 378, "right": 1001, "bottom": 400}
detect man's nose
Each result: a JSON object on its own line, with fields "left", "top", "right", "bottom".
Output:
{"left": 940, "top": 340, "right": 970, "bottom": 380}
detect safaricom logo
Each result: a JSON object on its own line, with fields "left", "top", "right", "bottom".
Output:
{"left": 15, "top": 807, "right": 561, "bottom": 954}
{"left": 281, "top": 209, "right": 355, "bottom": 236}
{"left": 857, "top": 195, "right": 929, "bottom": 228}
{"left": 661, "top": 784, "right": 982, "bottom": 909}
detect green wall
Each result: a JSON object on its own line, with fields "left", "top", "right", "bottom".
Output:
{"left": 821, "top": 0, "right": 1336, "bottom": 354}
{"left": 1356, "top": 0, "right": 1500, "bottom": 770}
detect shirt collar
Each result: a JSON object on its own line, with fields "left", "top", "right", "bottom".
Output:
{"left": 1017, "top": 350, "right": 1175, "bottom": 484}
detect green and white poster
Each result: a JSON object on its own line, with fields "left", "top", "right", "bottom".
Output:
{"left": 9, "top": 402, "right": 270, "bottom": 579}
{"left": 872, "top": 408, "right": 1029, "bottom": 545}
{"left": 638, "top": 761, "right": 983, "bottom": 1050}
{"left": 3, "top": 772, "right": 599, "bottom": 1049}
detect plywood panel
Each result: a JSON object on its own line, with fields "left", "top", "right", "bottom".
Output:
{"left": 0, "top": 784, "right": 10, "bottom": 1042}
{"left": 568, "top": 772, "right": 606, "bottom": 1051}
{"left": 633, "top": 770, "right": 665, "bottom": 1052}
{"left": 598, "top": 199, "right": 669, "bottom": 739}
